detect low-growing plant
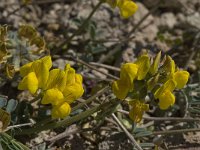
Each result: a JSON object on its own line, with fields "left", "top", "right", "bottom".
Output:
{"left": 0, "top": 1, "right": 198, "bottom": 150}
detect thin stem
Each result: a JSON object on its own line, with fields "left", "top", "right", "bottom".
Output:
{"left": 127, "top": 0, "right": 161, "bottom": 37}
{"left": 89, "top": 62, "right": 120, "bottom": 72}
{"left": 58, "top": 55, "right": 119, "bottom": 80}
{"left": 112, "top": 113, "right": 143, "bottom": 150}
{"left": 7, "top": 5, "right": 26, "bottom": 18}
{"left": 153, "top": 128, "right": 200, "bottom": 135}
{"left": 6, "top": 122, "right": 34, "bottom": 131}
{"left": 16, "top": 103, "right": 104, "bottom": 135}
{"left": 117, "top": 109, "right": 200, "bottom": 122}
{"left": 1, "top": 133, "right": 30, "bottom": 150}
{"left": 57, "top": 1, "right": 103, "bottom": 51}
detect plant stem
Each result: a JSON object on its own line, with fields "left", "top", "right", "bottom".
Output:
{"left": 117, "top": 109, "right": 200, "bottom": 122}
{"left": 58, "top": 55, "right": 119, "bottom": 80}
{"left": 7, "top": 4, "right": 26, "bottom": 18}
{"left": 56, "top": 1, "right": 103, "bottom": 52}
{"left": 89, "top": 62, "right": 120, "bottom": 72}
{"left": 153, "top": 128, "right": 200, "bottom": 135}
{"left": 112, "top": 113, "right": 143, "bottom": 150}
{"left": 127, "top": 0, "right": 161, "bottom": 37}
{"left": 16, "top": 103, "right": 104, "bottom": 135}
{"left": 1, "top": 133, "right": 30, "bottom": 150}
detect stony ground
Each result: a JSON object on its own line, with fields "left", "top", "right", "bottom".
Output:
{"left": 1, "top": 0, "right": 200, "bottom": 149}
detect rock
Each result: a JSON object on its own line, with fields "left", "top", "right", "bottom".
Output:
{"left": 157, "top": 13, "right": 177, "bottom": 29}
{"left": 122, "top": 48, "right": 135, "bottom": 63}
{"left": 132, "top": 2, "right": 154, "bottom": 27}
{"left": 131, "top": 2, "right": 158, "bottom": 43}
{"left": 186, "top": 12, "right": 200, "bottom": 29}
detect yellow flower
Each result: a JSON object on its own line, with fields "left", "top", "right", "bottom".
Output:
{"left": 51, "top": 102, "right": 71, "bottom": 119}
{"left": 65, "top": 64, "right": 76, "bottom": 85}
{"left": 135, "top": 54, "right": 150, "bottom": 80}
{"left": 41, "top": 69, "right": 67, "bottom": 105}
{"left": 173, "top": 70, "right": 189, "bottom": 89}
{"left": 63, "top": 74, "right": 84, "bottom": 104}
{"left": 159, "top": 55, "right": 189, "bottom": 89}
{"left": 154, "top": 79, "right": 176, "bottom": 99}
{"left": 158, "top": 90, "right": 175, "bottom": 110}
{"left": 18, "top": 72, "right": 38, "bottom": 94}
{"left": 154, "top": 70, "right": 189, "bottom": 110}
{"left": 18, "top": 56, "right": 52, "bottom": 94}
{"left": 117, "top": 0, "right": 138, "bottom": 18}
{"left": 41, "top": 64, "right": 84, "bottom": 118}
{"left": 112, "top": 63, "right": 138, "bottom": 99}
{"left": 129, "top": 100, "right": 149, "bottom": 123}
{"left": 106, "top": 0, "right": 138, "bottom": 18}
{"left": 154, "top": 79, "right": 177, "bottom": 110}
{"left": 44, "top": 69, "right": 67, "bottom": 92}
{"left": 41, "top": 88, "right": 64, "bottom": 105}
{"left": 18, "top": 57, "right": 84, "bottom": 119}
{"left": 112, "top": 79, "right": 129, "bottom": 100}
{"left": 120, "top": 63, "right": 138, "bottom": 89}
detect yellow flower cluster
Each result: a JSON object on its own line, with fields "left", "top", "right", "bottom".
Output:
{"left": 18, "top": 56, "right": 84, "bottom": 119}
{"left": 106, "top": 0, "right": 138, "bottom": 18}
{"left": 112, "top": 52, "right": 190, "bottom": 122}
{"left": 154, "top": 55, "right": 190, "bottom": 109}
{"left": 112, "top": 54, "right": 150, "bottom": 100}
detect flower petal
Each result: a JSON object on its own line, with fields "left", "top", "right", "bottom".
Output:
{"left": 51, "top": 102, "right": 71, "bottom": 119}
{"left": 18, "top": 72, "right": 38, "bottom": 94}
{"left": 45, "top": 69, "right": 66, "bottom": 92}
{"left": 31, "top": 60, "right": 49, "bottom": 89}
{"left": 135, "top": 54, "right": 150, "bottom": 80}
{"left": 174, "top": 70, "right": 189, "bottom": 89}
{"left": 63, "top": 82, "right": 84, "bottom": 104}
{"left": 158, "top": 91, "right": 175, "bottom": 110}
{"left": 41, "top": 88, "right": 64, "bottom": 105}
{"left": 154, "top": 79, "right": 176, "bottom": 99}
{"left": 40, "top": 56, "right": 52, "bottom": 70}
{"left": 65, "top": 64, "right": 76, "bottom": 85}
{"left": 20, "top": 62, "right": 33, "bottom": 77}
{"left": 120, "top": 63, "right": 138, "bottom": 90}
{"left": 112, "top": 80, "right": 129, "bottom": 100}
{"left": 118, "top": 0, "right": 138, "bottom": 18}
{"left": 75, "top": 74, "right": 83, "bottom": 84}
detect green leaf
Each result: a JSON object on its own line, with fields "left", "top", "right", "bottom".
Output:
{"left": 149, "top": 51, "right": 161, "bottom": 75}
{"left": 6, "top": 99, "right": 18, "bottom": 113}
{"left": 133, "top": 127, "right": 146, "bottom": 133}
{"left": 0, "top": 97, "right": 7, "bottom": 108}
{"left": 139, "top": 143, "right": 154, "bottom": 147}
{"left": 89, "top": 23, "right": 96, "bottom": 39}
{"left": 135, "top": 131, "right": 153, "bottom": 138}
{"left": 188, "top": 108, "right": 200, "bottom": 114}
